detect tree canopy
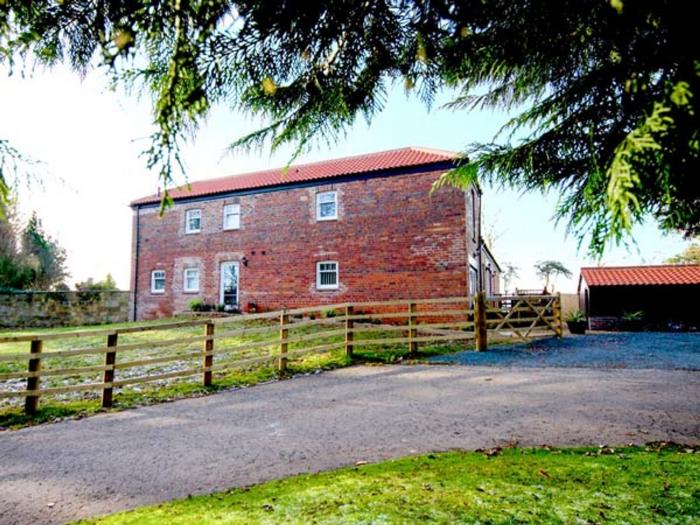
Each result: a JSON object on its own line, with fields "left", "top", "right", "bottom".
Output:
{"left": 1, "top": 0, "right": 697, "bottom": 255}
{"left": 0, "top": 202, "right": 68, "bottom": 291}
{"left": 534, "top": 260, "right": 572, "bottom": 292}
{"left": 75, "top": 273, "right": 118, "bottom": 291}
{"left": 20, "top": 213, "right": 69, "bottom": 290}
{"left": 665, "top": 242, "right": 700, "bottom": 265}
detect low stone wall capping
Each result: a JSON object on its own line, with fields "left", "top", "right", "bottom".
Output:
{"left": 0, "top": 290, "right": 132, "bottom": 328}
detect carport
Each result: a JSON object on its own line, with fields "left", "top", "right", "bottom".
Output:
{"left": 578, "top": 264, "right": 700, "bottom": 330}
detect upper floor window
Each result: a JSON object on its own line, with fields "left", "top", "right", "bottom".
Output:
{"left": 183, "top": 268, "right": 200, "bottom": 293}
{"left": 223, "top": 203, "right": 241, "bottom": 230}
{"left": 316, "top": 191, "right": 338, "bottom": 221}
{"left": 185, "top": 209, "right": 202, "bottom": 234}
{"left": 151, "top": 270, "right": 166, "bottom": 294}
{"left": 316, "top": 261, "right": 339, "bottom": 290}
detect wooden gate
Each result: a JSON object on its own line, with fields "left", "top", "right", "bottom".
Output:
{"left": 474, "top": 292, "right": 563, "bottom": 350}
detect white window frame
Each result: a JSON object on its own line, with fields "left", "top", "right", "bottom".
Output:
{"left": 183, "top": 267, "right": 200, "bottom": 293}
{"left": 151, "top": 270, "right": 166, "bottom": 294}
{"left": 468, "top": 264, "right": 479, "bottom": 297}
{"left": 316, "top": 261, "right": 339, "bottom": 290}
{"left": 316, "top": 191, "right": 338, "bottom": 221}
{"left": 222, "top": 203, "right": 241, "bottom": 230}
{"left": 185, "top": 209, "right": 202, "bottom": 234}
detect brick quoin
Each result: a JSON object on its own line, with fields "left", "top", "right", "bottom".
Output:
{"left": 130, "top": 149, "right": 495, "bottom": 320}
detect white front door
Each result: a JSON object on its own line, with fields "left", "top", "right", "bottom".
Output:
{"left": 219, "top": 261, "right": 239, "bottom": 310}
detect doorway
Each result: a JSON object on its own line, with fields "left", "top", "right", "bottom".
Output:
{"left": 219, "top": 261, "right": 239, "bottom": 310}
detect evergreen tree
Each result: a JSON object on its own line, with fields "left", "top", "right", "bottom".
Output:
{"left": 0, "top": 196, "right": 33, "bottom": 290}
{"left": 20, "top": 213, "right": 68, "bottom": 290}
{"left": 1, "top": 1, "right": 697, "bottom": 254}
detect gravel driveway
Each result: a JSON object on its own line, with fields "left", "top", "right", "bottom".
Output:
{"left": 430, "top": 332, "right": 700, "bottom": 369}
{"left": 1, "top": 364, "right": 699, "bottom": 525}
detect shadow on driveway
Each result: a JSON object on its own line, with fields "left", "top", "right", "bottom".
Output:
{"left": 430, "top": 332, "right": 700, "bottom": 370}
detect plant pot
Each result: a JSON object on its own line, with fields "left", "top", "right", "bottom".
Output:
{"left": 566, "top": 320, "right": 587, "bottom": 335}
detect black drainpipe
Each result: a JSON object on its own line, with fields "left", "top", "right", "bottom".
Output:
{"left": 132, "top": 205, "right": 140, "bottom": 321}
{"left": 477, "top": 187, "right": 484, "bottom": 295}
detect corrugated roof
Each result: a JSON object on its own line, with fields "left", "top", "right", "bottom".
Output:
{"left": 131, "top": 146, "right": 458, "bottom": 206}
{"left": 580, "top": 265, "right": 700, "bottom": 287}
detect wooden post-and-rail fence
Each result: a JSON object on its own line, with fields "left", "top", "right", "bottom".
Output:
{"left": 0, "top": 293, "right": 562, "bottom": 415}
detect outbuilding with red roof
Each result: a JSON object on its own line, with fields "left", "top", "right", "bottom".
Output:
{"left": 578, "top": 265, "right": 700, "bottom": 331}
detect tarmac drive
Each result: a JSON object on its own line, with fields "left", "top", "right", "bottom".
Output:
{"left": 1, "top": 364, "right": 698, "bottom": 524}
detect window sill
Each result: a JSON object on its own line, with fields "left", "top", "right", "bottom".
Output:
{"left": 151, "top": 291, "right": 165, "bottom": 295}
{"left": 185, "top": 230, "right": 201, "bottom": 235}
{"left": 223, "top": 227, "right": 241, "bottom": 231}
{"left": 316, "top": 286, "right": 340, "bottom": 291}
{"left": 183, "top": 290, "right": 200, "bottom": 294}
{"left": 316, "top": 217, "right": 338, "bottom": 222}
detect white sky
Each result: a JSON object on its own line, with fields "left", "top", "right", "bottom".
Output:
{"left": 0, "top": 66, "right": 692, "bottom": 292}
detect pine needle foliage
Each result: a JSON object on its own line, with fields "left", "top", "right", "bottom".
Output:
{"left": 0, "top": 1, "right": 697, "bottom": 254}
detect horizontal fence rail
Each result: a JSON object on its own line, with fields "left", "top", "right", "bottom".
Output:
{"left": 0, "top": 293, "right": 562, "bottom": 414}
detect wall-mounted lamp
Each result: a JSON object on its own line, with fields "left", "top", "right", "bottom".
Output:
{"left": 241, "top": 256, "right": 249, "bottom": 267}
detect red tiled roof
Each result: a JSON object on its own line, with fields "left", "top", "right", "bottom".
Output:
{"left": 580, "top": 265, "right": 700, "bottom": 287}
{"left": 131, "top": 146, "right": 458, "bottom": 205}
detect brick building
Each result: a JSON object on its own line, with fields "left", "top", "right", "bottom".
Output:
{"left": 129, "top": 147, "right": 499, "bottom": 320}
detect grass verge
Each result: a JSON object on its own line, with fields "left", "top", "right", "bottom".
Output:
{"left": 77, "top": 444, "right": 700, "bottom": 524}
{"left": 0, "top": 342, "right": 458, "bottom": 430}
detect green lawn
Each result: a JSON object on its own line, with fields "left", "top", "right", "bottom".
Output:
{"left": 0, "top": 316, "right": 467, "bottom": 428}
{"left": 78, "top": 445, "right": 700, "bottom": 524}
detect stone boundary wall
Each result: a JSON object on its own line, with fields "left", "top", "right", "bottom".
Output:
{"left": 0, "top": 291, "right": 132, "bottom": 328}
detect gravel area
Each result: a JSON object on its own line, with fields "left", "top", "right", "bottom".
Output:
{"left": 430, "top": 332, "right": 700, "bottom": 369}
{"left": 1, "top": 364, "right": 699, "bottom": 525}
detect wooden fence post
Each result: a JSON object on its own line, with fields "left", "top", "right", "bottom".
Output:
{"left": 101, "top": 333, "right": 118, "bottom": 408}
{"left": 475, "top": 292, "right": 488, "bottom": 351}
{"left": 408, "top": 302, "right": 418, "bottom": 356}
{"left": 554, "top": 293, "right": 563, "bottom": 338}
{"left": 279, "top": 310, "right": 289, "bottom": 372}
{"left": 203, "top": 321, "right": 215, "bottom": 386}
{"left": 25, "top": 339, "right": 42, "bottom": 415}
{"left": 345, "top": 305, "right": 354, "bottom": 359}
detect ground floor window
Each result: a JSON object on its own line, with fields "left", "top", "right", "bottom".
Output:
{"left": 183, "top": 268, "right": 200, "bottom": 293}
{"left": 317, "top": 261, "right": 339, "bottom": 290}
{"left": 469, "top": 264, "right": 479, "bottom": 296}
{"left": 151, "top": 270, "right": 166, "bottom": 294}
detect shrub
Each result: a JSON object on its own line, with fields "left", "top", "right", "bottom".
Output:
{"left": 189, "top": 298, "right": 205, "bottom": 312}
{"left": 75, "top": 274, "right": 118, "bottom": 291}
{"left": 565, "top": 310, "right": 586, "bottom": 323}
{"left": 323, "top": 308, "right": 337, "bottom": 318}
{"left": 622, "top": 310, "right": 644, "bottom": 322}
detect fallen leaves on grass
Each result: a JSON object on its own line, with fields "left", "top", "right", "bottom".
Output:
{"left": 477, "top": 446, "right": 503, "bottom": 458}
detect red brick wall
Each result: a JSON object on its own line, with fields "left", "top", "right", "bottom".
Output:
{"left": 131, "top": 168, "right": 470, "bottom": 319}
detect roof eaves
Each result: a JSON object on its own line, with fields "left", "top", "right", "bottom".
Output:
{"left": 130, "top": 154, "right": 458, "bottom": 207}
